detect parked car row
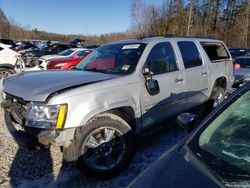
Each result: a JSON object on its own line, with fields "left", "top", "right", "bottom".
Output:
{"left": 0, "top": 39, "right": 96, "bottom": 78}
{"left": 37, "top": 48, "right": 93, "bottom": 70}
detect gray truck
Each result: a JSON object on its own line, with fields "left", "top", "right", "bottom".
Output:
{"left": 1, "top": 36, "right": 234, "bottom": 178}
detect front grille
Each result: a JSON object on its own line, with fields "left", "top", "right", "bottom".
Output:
{"left": 4, "top": 94, "right": 29, "bottom": 127}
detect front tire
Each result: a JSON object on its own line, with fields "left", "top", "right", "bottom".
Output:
{"left": 0, "top": 68, "right": 15, "bottom": 79}
{"left": 64, "top": 113, "right": 134, "bottom": 179}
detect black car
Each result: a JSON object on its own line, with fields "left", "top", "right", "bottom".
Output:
{"left": 129, "top": 82, "right": 250, "bottom": 188}
{"left": 229, "top": 48, "right": 250, "bottom": 59}
{"left": 233, "top": 56, "right": 250, "bottom": 87}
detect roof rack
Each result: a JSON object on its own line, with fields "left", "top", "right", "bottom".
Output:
{"left": 137, "top": 34, "right": 215, "bottom": 40}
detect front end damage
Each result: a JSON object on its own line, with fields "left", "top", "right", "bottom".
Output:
{"left": 1, "top": 94, "right": 74, "bottom": 150}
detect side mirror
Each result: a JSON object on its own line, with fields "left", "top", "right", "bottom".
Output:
{"left": 145, "top": 79, "right": 160, "bottom": 96}
{"left": 142, "top": 68, "right": 159, "bottom": 95}
{"left": 177, "top": 113, "right": 197, "bottom": 132}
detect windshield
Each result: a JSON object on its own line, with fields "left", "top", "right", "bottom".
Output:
{"left": 189, "top": 89, "right": 250, "bottom": 183}
{"left": 58, "top": 49, "right": 74, "bottom": 56}
{"left": 76, "top": 43, "right": 146, "bottom": 74}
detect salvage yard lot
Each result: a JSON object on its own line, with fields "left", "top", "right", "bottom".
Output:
{"left": 0, "top": 108, "right": 189, "bottom": 188}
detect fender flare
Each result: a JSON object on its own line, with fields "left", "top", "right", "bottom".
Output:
{"left": 0, "top": 64, "right": 15, "bottom": 70}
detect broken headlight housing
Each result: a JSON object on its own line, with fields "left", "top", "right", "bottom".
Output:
{"left": 25, "top": 103, "right": 67, "bottom": 129}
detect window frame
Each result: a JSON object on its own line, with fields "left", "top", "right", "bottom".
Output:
{"left": 200, "top": 41, "right": 230, "bottom": 63}
{"left": 144, "top": 42, "right": 179, "bottom": 75}
{"left": 177, "top": 41, "right": 203, "bottom": 69}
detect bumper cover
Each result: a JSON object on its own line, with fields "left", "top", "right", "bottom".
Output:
{"left": 3, "top": 110, "right": 58, "bottom": 149}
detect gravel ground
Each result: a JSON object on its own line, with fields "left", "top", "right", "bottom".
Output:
{"left": 0, "top": 108, "right": 189, "bottom": 188}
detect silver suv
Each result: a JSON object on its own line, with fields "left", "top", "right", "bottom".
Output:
{"left": 1, "top": 36, "right": 234, "bottom": 178}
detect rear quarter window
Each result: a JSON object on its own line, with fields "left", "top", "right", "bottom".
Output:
{"left": 201, "top": 42, "right": 230, "bottom": 63}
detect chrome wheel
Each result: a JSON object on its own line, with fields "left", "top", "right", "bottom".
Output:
{"left": 0, "top": 70, "right": 11, "bottom": 79}
{"left": 81, "top": 127, "right": 126, "bottom": 171}
{"left": 213, "top": 92, "right": 225, "bottom": 108}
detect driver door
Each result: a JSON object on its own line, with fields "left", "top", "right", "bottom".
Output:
{"left": 140, "top": 42, "right": 186, "bottom": 129}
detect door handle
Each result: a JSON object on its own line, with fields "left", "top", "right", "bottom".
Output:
{"left": 201, "top": 72, "right": 207, "bottom": 76}
{"left": 175, "top": 78, "right": 184, "bottom": 83}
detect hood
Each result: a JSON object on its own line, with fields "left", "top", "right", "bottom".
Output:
{"left": 4, "top": 70, "right": 117, "bottom": 102}
{"left": 129, "top": 149, "right": 220, "bottom": 188}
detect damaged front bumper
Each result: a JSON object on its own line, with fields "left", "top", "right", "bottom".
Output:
{"left": 3, "top": 110, "right": 57, "bottom": 149}
{"left": 1, "top": 96, "right": 75, "bottom": 150}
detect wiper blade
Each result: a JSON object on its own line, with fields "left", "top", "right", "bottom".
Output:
{"left": 84, "top": 68, "right": 107, "bottom": 73}
{"left": 184, "top": 146, "right": 224, "bottom": 187}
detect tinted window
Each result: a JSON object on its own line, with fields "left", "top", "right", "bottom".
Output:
{"left": 0, "top": 47, "right": 3, "bottom": 51}
{"left": 58, "top": 49, "right": 74, "bottom": 56}
{"left": 178, "top": 41, "right": 202, "bottom": 68}
{"left": 201, "top": 42, "right": 230, "bottom": 62}
{"left": 59, "top": 45, "right": 68, "bottom": 51}
{"left": 235, "top": 58, "right": 250, "bottom": 68}
{"left": 145, "top": 42, "right": 178, "bottom": 75}
{"left": 76, "top": 50, "right": 89, "bottom": 57}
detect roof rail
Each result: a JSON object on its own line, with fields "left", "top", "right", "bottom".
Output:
{"left": 137, "top": 34, "right": 216, "bottom": 40}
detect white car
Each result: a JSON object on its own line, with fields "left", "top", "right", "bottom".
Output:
{"left": 37, "top": 48, "right": 91, "bottom": 69}
{"left": 0, "top": 43, "right": 21, "bottom": 78}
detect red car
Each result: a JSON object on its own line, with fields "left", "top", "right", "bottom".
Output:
{"left": 46, "top": 49, "right": 92, "bottom": 70}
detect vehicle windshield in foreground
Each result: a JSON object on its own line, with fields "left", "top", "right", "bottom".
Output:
{"left": 76, "top": 43, "right": 146, "bottom": 74}
{"left": 189, "top": 89, "right": 250, "bottom": 183}
{"left": 58, "top": 49, "right": 74, "bottom": 56}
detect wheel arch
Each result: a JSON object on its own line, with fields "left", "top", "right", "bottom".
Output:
{"left": 80, "top": 106, "right": 138, "bottom": 133}
{"left": 212, "top": 76, "right": 227, "bottom": 92}
{"left": 0, "top": 63, "right": 15, "bottom": 70}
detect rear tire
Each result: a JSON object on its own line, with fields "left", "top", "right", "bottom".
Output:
{"left": 206, "top": 86, "right": 225, "bottom": 113}
{"left": 63, "top": 113, "right": 134, "bottom": 179}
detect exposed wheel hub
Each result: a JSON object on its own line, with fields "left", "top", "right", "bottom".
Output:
{"left": 99, "top": 142, "right": 112, "bottom": 156}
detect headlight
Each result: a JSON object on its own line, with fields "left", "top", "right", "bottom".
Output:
{"left": 25, "top": 103, "right": 67, "bottom": 129}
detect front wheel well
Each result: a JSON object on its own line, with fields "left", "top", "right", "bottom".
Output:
{"left": 105, "top": 107, "right": 136, "bottom": 132}
{"left": 0, "top": 64, "right": 15, "bottom": 70}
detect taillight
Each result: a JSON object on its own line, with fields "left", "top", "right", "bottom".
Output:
{"left": 234, "top": 63, "right": 240, "bottom": 70}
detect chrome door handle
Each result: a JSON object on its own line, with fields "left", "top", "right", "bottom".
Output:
{"left": 201, "top": 72, "right": 207, "bottom": 76}
{"left": 175, "top": 78, "right": 184, "bottom": 83}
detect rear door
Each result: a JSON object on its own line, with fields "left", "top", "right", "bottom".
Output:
{"left": 177, "top": 41, "right": 209, "bottom": 109}
{"left": 140, "top": 42, "right": 186, "bottom": 129}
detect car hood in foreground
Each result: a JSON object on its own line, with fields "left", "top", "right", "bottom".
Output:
{"left": 129, "top": 148, "right": 220, "bottom": 188}
{"left": 4, "top": 70, "right": 117, "bottom": 102}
